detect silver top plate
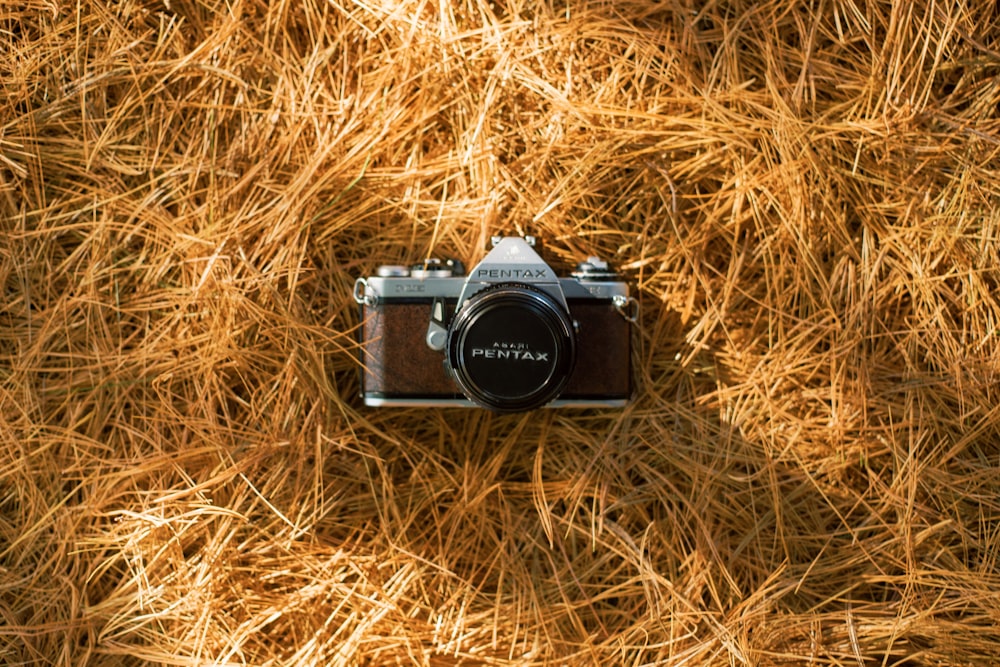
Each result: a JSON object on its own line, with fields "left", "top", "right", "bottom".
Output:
{"left": 360, "top": 276, "right": 628, "bottom": 303}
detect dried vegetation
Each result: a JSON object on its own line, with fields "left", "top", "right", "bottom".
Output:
{"left": 2, "top": 0, "right": 1000, "bottom": 664}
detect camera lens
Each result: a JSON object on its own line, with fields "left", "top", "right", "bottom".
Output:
{"left": 447, "top": 284, "right": 576, "bottom": 412}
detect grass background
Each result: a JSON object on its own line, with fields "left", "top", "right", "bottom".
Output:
{"left": 3, "top": 0, "right": 1000, "bottom": 664}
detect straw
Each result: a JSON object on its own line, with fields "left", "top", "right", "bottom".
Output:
{"left": 2, "top": 0, "right": 999, "bottom": 664}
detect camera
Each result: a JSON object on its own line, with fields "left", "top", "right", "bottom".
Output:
{"left": 353, "top": 236, "right": 636, "bottom": 412}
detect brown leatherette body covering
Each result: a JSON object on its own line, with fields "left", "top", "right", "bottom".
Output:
{"left": 563, "top": 301, "right": 631, "bottom": 398}
{"left": 362, "top": 303, "right": 458, "bottom": 396}
{"left": 361, "top": 300, "right": 631, "bottom": 399}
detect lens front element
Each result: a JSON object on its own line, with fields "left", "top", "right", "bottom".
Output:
{"left": 447, "top": 284, "right": 576, "bottom": 412}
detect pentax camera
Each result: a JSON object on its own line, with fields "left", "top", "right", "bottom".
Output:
{"left": 353, "top": 236, "right": 636, "bottom": 412}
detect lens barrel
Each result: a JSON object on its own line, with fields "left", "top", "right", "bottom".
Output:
{"left": 446, "top": 284, "right": 576, "bottom": 412}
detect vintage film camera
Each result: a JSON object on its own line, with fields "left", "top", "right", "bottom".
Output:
{"left": 353, "top": 236, "right": 637, "bottom": 412}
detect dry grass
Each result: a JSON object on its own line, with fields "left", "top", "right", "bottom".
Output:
{"left": 3, "top": 0, "right": 1000, "bottom": 664}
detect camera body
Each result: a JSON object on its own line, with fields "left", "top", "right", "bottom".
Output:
{"left": 354, "top": 236, "right": 634, "bottom": 412}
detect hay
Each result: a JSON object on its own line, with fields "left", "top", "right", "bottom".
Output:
{"left": 2, "top": 0, "right": 1000, "bottom": 664}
